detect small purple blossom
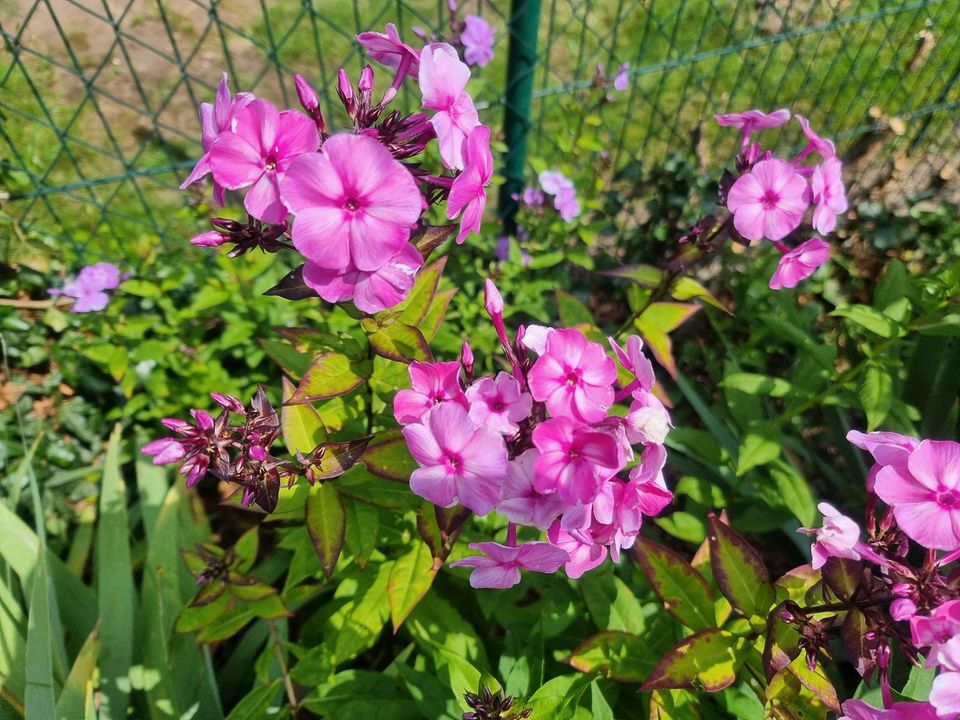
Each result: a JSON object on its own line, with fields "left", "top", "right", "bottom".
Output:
{"left": 461, "top": 15, "right": 496, "bottom": 67}
{"left": 53, "top": 263, "right": 122, "bottom": 313}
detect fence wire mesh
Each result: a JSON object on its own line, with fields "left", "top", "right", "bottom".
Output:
{"left": 1, "top": 0, "right": 959, "bottom": 262}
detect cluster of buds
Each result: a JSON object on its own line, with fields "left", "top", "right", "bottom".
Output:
{"left": 462, "top": 685, "right": 530, "bottom": 720}
{"left": 393, "top": 280, "right": 673, "bottom": 588}
{"left": 181, "top": 24, "right": 491, "bottom": 313}
{"left": 788, "top": 431, "right": 960, "bottom": 719}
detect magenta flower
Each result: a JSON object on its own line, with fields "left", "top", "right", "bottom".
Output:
{"left": 839, "top": 699, "right": 938, "bottom": 720}
{"left": 461, "top": 15, "right": 496, "bottom": 67}
{"left": 497, "top": 449, "right": 565, "bottom": 530}
{"left": 451, "top": 541, "right": 568, "bottom": 589}
{"left": 727, "top": 158, "right": 809, "bottom": 242}
{"left": 810, "top": 157, "right": 848, "bottom": 234}
{"left": 548, "top": 519, "right": 608, "bottom": 579}
{"left": 796, "top": 114, "right": 836, "bottom": 159}
{"left": 466, "top": 371, "right": 532, "bottom": 436}
{"left": 610, "top": 335, "right": 656, "bottom": 391}
{"left": 419, "top": 43, "right": 480, "bottom": 170}
{"left": 714, "top": 108, "right": 790, "bottom": 135}
{"left": 627, "top": 445, "right": 673, "bottom": 516}
{"left": 208, "top": 99, "right": 319, "bottom": 223}
{"left": 447, "top": 124, "right": 492, "bottom": 244}
{"left": 302, "top": 243, "right": 423, "bottom": 314}
{"left": 394, "top": 360, "right": 468, "bottom": 425}
{"left": 769, "top": 236, "right": 830, "bottom": 290}
{"left": 613, "top": 63, "right": 629, "bottom": 91}
{"left": 281, "top": 132, "right": 422, "bottom": 272}
{"left": 55, "top": 262, "right": 122, "bottom": 313}
{"left": 532, "top": 417, "right": 621, "bottom": 504}
{"left": 357, "top": 23, "right": 421, "bottom": 79}
{"left": 528, "top": 328, "right": 616, "bottom": 423}
{"left": 403, "top": 402, "right": 507, "bottom": 513}
{"left": 181, "top": 73, "right": 254, "bottom": 205}
{"left": 591, "top": 480, "right": 643, "bottom": 561}
{"left": 797, "top": 502, "right": 862, "bottom": 569}
{"left": 847, "top": 429, "right": 918, "bottom": 491}
{"left": 875, "top": 440, "right": 960, "bottom": 550}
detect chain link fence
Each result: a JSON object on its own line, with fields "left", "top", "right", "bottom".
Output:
{"left": 2, "top": 0, "right": 959, "bottom": 261}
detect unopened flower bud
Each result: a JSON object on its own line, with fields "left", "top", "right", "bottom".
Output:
{"left": 210, "top": 393, "right": 245, "bottom": 413}
{"left": 484, "top": 278, "right": 504, "bottom": 316}
{"left": 190, "top": 230, "right": 227, "bottom": 247}
{"left": 249, "top": 445, "right": 267, "bottom": 462}
{"left": 359, "top": 64, "right": 375, "bottom": 94}
{"left": 460, "top": 341, "right": 474, "bottom": 380}
{"left": 294, "top": 74, "right": 319, "bottom": 113}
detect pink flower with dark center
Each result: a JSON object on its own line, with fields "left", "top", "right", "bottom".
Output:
{"left": 394, "top": 360, "right": 468, "bottom": 425}
{"left": 181, "top": 73, "right": 254, "bottom": 205}
{"left": 727, "top": 158, "right": 809, "bottom": 242}
{"left": 613, "top": 63, "right": 629, "bottom": 91}
{"left": 797, "top": 502, "right": 862, "bottom": 569}
{"left": 528, "top": 328, "right": 616, "bottom": 423}
{"left": 466, "top": 371, "right": 532, "bottom": 436}
{"left": 451, "top": 541, "right": 568, "bottom": 588}
{"left": 875, "top": 440, "right": 960, "bottom": 550}
{"left": 795, "top": 114, "right": 836, "bottom": 159}
{"left": 497, "top": 449, "right": 566, "bottom": 530}
{"left": 532, "top": 417, "right": 622, "bottom": 504}
{"left": 715, "top": 108, "right": 790, "bottom": 135}
{"left": 447, "top": 124, "right": 492, "bottom": 244}
{"left": 769, "top": 236, "right": 830, "bottom": 289}
{"left": 910, "top": 600, "right": 960, "bottom": 659}
{"left": 548, "top": 519, "right": 608, "bottom": 579}
{"left": 402, "top": 402, "right": 507, "bottom": 513}
{"left": 419, "top": 43, "right": 480, "bottom": 170}
{"left": 302, "top": 243, "right": 423, "bottom": 313}
{"left": 811, "top": 157, "right": 848, "bottom": 234}
{"left": 847, "top": 429, "right": 919, "bottom": 491}
{"left": 461, "top": 15, "right": 496, "bottom": 67}
{"left": 281, "top": 132, "right": 422, "bottom": 272}
{"left": 357, "top": 23, "right": 421, "bottom": 79}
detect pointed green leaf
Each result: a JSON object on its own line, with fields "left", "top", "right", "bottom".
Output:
{"left": 671, "top": 277, "right": 729, "bottom": 313}
{"left": 859, "top": 363, "right": 893, "bottom": 431}
{"left": 398, "top": 257, "right": 447, "bottom": 326}
{"left": 25, "top": 559, "right": 56, "bottom": 719}
{"left": 633, "top": 538, "right": 716, "bottom": 630}
{"left": 721, "top": 373, "right": 794, "bottom": 398}
{"left": 831, "top": 305, "right": 901, "bottom": 338}
{"left": 281, "top": 377, "right": 326, "bottom": 454}
{"left": 568, "top": 631, "right": 658, "bottom": 681}
{"left": 54, "top": 628, "right": 99, "bottom": 720}
{"left": 361, "top": 430, "right": 417, "bottom": 482}
{"left": 421, "top": 288, "right": 457, "bottom": 341}
{"left": 305, "top": 483, "right": 346, "bottom": 579}
{"left": 555, "top": 289, "right": 594, "bottom": 326}
{"left": 388, "top": 541, "right": 439, "bottom": 631}
{"left": 289, "top": 353, "right": 367, "bottom": 403}
{"left": 603, "top": 264, "right": 663, "bottom": 287}
{"left": 343, "top": 499, "right": 379, "bottom": 569}
{"left": 366, "top": 322, "right": 432, "bottom": 364}
{"left": 706, "top": 514, "right": 775, "bottom": 618}
{"left": 736, "top": 424, "right": 781, "bottom": 476}
{"left": 640, "top": 629, "right": 745, "bottom": 693}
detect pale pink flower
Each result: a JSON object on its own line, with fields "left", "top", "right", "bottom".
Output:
{"left": 727, "top": 158, "right": 809, "bottom": 242}
{"left": 141, "top": 437, "right": 186, "bottom": 465}
{"left": 451, "top": 541, "right": 568, "bottom": 588}
{"left": 522, "top": 187, "right": 545, "bottom": 206}
{"left": 624, "top": 392, "right": 672, "bottom": 445}
{"left": 875, "top": 440, "right": 960, "bottom": 551}
{"left": 796, "top": 114, "right": 836, "bottom": 159}
{"left": 554, "top": 187, "right": 580, "bottom": 221}
{"left": 934, "top": 635, "right": 960, "bottom": 672}
{"left": 281, "top": 132, "right": 422, "bottom": 272}
{"left": 497, "top": 449, "right": 566, "bottom": 530}
{"left": 57, "top": 262, "right": 122, "bottom": 313}
{"left": 591, "top": 480, "right": 643, "bottom": 561}
{"left": 208, "top": 99, "right": 318, "bottom": 223}
{"left": 181, "top": 73, "right": 254, "bottom": 205}
{"left": 447, "top": 124, "right": 492, "bottom": 244}
{"left": 610, "top": 335, "right": 656, "bottom": 391}
{"left": 714, "top": 108, "right": 790, "bottom": 135}
{"left": 798, "top": 502, "right": 862, "bottom": 569}
{"left": 357, "top": 23, "right": 421, "bottom": 79}
{"left": 811, "top": 157, "right": 848, "bottom": 234}
{"left": 769, "top": 236, "right": 830, "bottom": 289}
{"left": 466, "top": 371, "right": 532, "bottom": 436}
{"left": 528, "top": 328, "right": 616, "bottom": 423}
{"left": 613, "top": 63, "right": 629, "bottom": 91}
{"left": 840, "top": 699, "right": 938, "bottom": 720}
{"left": 911, "top": 600, "right": 960, "bottom": 661}
{"left": 419, "top": 43, "right": 480, "bottom": 170}
{"left": 189, "top": 231, "right": 227, "bottom": 248}
{"left": 461, "top": 15, "right": 496, "bottom": 67}
{"left": 403, "top": 402, "right": 507, "bottom": 513}
{"left": 302, "top": 244, "right": 423, "bottom": 314}
{"left": 394, "top": 360, "right": 468, "bottom": 425}
{"left": 548, "top": 519, "right": 607, "bottom": 579}
{"left": 847, "top": 429, "right": 919, "bottom": 491}
{"left": 538, "top": 170, "right": 574, "bottom": 196}
{"left": 931, "top": 672, "right": 960, "bottom": 719}
{"left": 532, "top": 417, "right": 622, "bottom": 504}
{"left": 627, "top": 444, "right": 673, "bottom": 516}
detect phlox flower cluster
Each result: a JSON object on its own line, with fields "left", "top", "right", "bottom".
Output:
{"left": 518, "top": 169, "right": 580, "bottom": 222}
{"left": 715, "top": 108, "right": 847, "bottom": 290}
{"left": 49, "top": 262, "right": 122, "bottom": 313}
{"left": 795, "top": 430, "right": 960, "bottom": 719}
{"left": 460, "top": 15, "right": 496, "bottom": 67}
{"left": 181, "top": 26, "right": 492, "bottom": 314}
{"left": 394, "top": 280, "right": 673, "bottom": 588}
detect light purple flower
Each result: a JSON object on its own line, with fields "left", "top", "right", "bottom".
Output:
{"left": 796, "top": 115, "right": 836, "bottom": 159}
{"left": 451, "top": 541, "right": 568, "bottom": 589}
{"left": 613, "top": 63, "right": 629, "bottom": 91}
{"left": 466, "top": 371, "right": 532, "bottom": 436}
{"left": 460, "top": 15, "right": 496, "bottom": 67}
{"left": 394, "top": 360, "right": 468, "bottom": 425}
{"left": 447, "top": 124, "right": 492, "bottom": 244}
{"left": 714, "top": 108, "right": 790, "bottom": 135}
{"left": 497, "top": 449, "right": 566, "bottom": 530}
{"left": 798, "top": 502, "right": 862, "bottom": 569}
{"left": 357, "top": 23, "right": 421, "bottom": 80}
{"left": 769, "top": 237, "right": 830, "bottom": 290}
{"left": 727, "top": 158, "right": 809, "bottom": 242}
{"left": 419, "top": 43, "right": 480, "bottom": 170}
{"left": 548, "top": 519, "right": 607, "bottom": 579}
{"left": 521, "top": 187, "right": 545, "bottom": 206}
{"left": 811, "top": 157, "right": 848, "bottom": 234}
{"left": 58, "top": 262, "right": 122, "bottom": 313}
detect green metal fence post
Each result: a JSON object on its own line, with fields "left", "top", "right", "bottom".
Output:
{"left": 498, "top": 0, "right": 543, "bottom": 233}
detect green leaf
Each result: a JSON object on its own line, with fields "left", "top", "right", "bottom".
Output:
{"left": 763, "top": 603, "right": 802, "bottom": 681}
{"left": 420, "top": 288, "right": 457, "bottom": 342}
{"left": 289, "top": 353, "right": 366, "bottom": 403}
{"left": 635, "top": 302, "right": 701, "bottom": 378}
{"left": 281, "top": 376, "right": 326, "bottom": 454}
{"left": 259, "top": 339, "right": 313, "bottom": 380}
{"left": 722, "top": 373, "right": 794, "bottom": 398}
{"left": 223, "top": 680, "right": 282, "bottom": 719}
{"left": 524, "top": 675, "right": 591, "bottom": 720}
{"left": 361, "top": 430, "right": 417, "bottom": 482}
{"left": 736, "top": 424, "right": 782, "bottom": 476}
{"left": 831, "top": 304, "right": 901, "bottom": 338}
{"left": 54, "top": 628, "right": 99, "bottom": 720}
{"left": 603, "top": 264, "right": 663, "bottom": 287}
{"left": 25, "top": 558, "right": 57, "bottom": 719}
{"left": 97, "top": 424, "right": 134, "bottom": 718}
{"left": 671, "top": 277, "right": 729, "bottom": 313}
{"left": 364, "top": 321, "right": 432, "bottom": 364}
{"left": 398, "top": 257, "right": 446, "bottom": 326}
{"left": 119, "top": 278, "right": 160, "bottom": 297}
{"left": 633, "top": 538, "right": 715, "bottom": 631}
{"left": 706, "top": 514, "right": 775, "bottom": 618}
{"left": 304, "top": 438, "right": 372, "bottom": 482}
{"left": 859, "top": 363, "right": 893, "bottom": 431}
{"left": 568, "top": 631, "right": 657, "bottom": 681}
{"left": 388, "top": 541, "right": 439, "bottom": 631}
{"left": 579, "top": 571, "right": 646, "bottom": 634}
{"left": 640, "top": 629, "right": 745, "bottom": 693}
{"left": 555, "top": 289, "right": 594, "bottom": 326}
{"left": 306, "top": 483, "right": 346, "bottom": 579}
{"left": 343, "top": 499, "right": 379, "bottom": 569}
{"left": 590, "top": 681, "right": 614, "bottom": 720}
{"left": 770, "top": 462, "right": 816, "bottom": 527}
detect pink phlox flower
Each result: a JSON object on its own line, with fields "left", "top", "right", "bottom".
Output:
{"left": 189, "top": 230, "right": 227, "bottom": 248}
{"left": 522, "top": 187, "right": 545, "bottom": 206}
{"left": 60, "top": 262, "right": 122, "bottom": 312}
{"left": 931, "top": 671, "right": 960, "bottom": 719}
{"left": 497, "top": 449, "right": 566, "bottom": 530}
{"left": 839, "top": 699, "right": 939, "bottom": 720}
{"left": 528, "top": 328, "right": 617, "bottom": 423}
{"left": 394, "top": 360, "right": 468, "bottom": 425}
{"left": 795, "top": 114, "right": 837, "bottom": 160}
{"left": 769, "top": 236, "right": 830, "bottom": 290}
{"left": 466, "top": 371, "right": 532, "bottom": 436}
{"left": 281, "top": 132, "right": 421, "bottom": 272}
{"left": 847, "top": 429, "right": 919, "bottom": 492}
{"left": 553, "top": 187, "right": 580, "bottom": 221}
{"left": 624, "top": 390, "right": 672, "bottom": 445}
{"left": 402, "top": 402, "right": 507, "bottom": 513}
{"left": 610, "top": 334, "right": 656, "bottom": 392}
{"left": 302, "top": 243, "right": 423, "bottom": 314}
{"left": 591, "top": 479, "right": 643, "bottom": 561}
{"left": 519, "top": 324, "right": 552, "bottom": 355}
{"left": 538, "top": 170, "right": 579, "bottom": 221}
{"left": 875, "top": 440, "right": 960, "bottom": 551}
{"left": 539, "top": 170, "right": 574, "bottom": 195}
{"left": 532, "top": 417, "right": 622, "bottom": 504}
{"left": 548, "top": 518, "right": 608, "bottom": 579}
{"left": 715, "top": 108, "right": 791, "bottom": 141}
{"left": 447, "top": 124, "right": 493, "bottom": 244}
{"left": 141, "top": 437, "right": 186, "bottom": 465}
{"left": 613, "top": 63, "right": 629, "bottom": 91}
{"left": 810, "top": 157, "right": 848, "bottom": 234}
{"left": 727, "top": 158, "right": 809, "bottom": 242}
{"left": 181, "top": 73, "right": 254, "bottom": 205}
{"left": 933, "top": 635, "right": 960, "bottom": 672}
{"left": 797, "top": 502, "right": 862, "bottom": 570}
{"left": 911, "top": 600, "right": 960, "bottom": 663}
{"left": 451, "top": 540, "right": 569, "bottom": 589}
{"left": 208, "top": 98, "right": 319, "bottom": 223}
{"left": 357, "top": 23, "right": 421, "bottom": 78}
{"left": 461, "top": 15, "right": 496, "bottom": 67}
{"left": 419, "top": 43, "right": 480, "bottom": 170}
{"left": 627, "top": 444, "right": 673, "bottom": 516}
